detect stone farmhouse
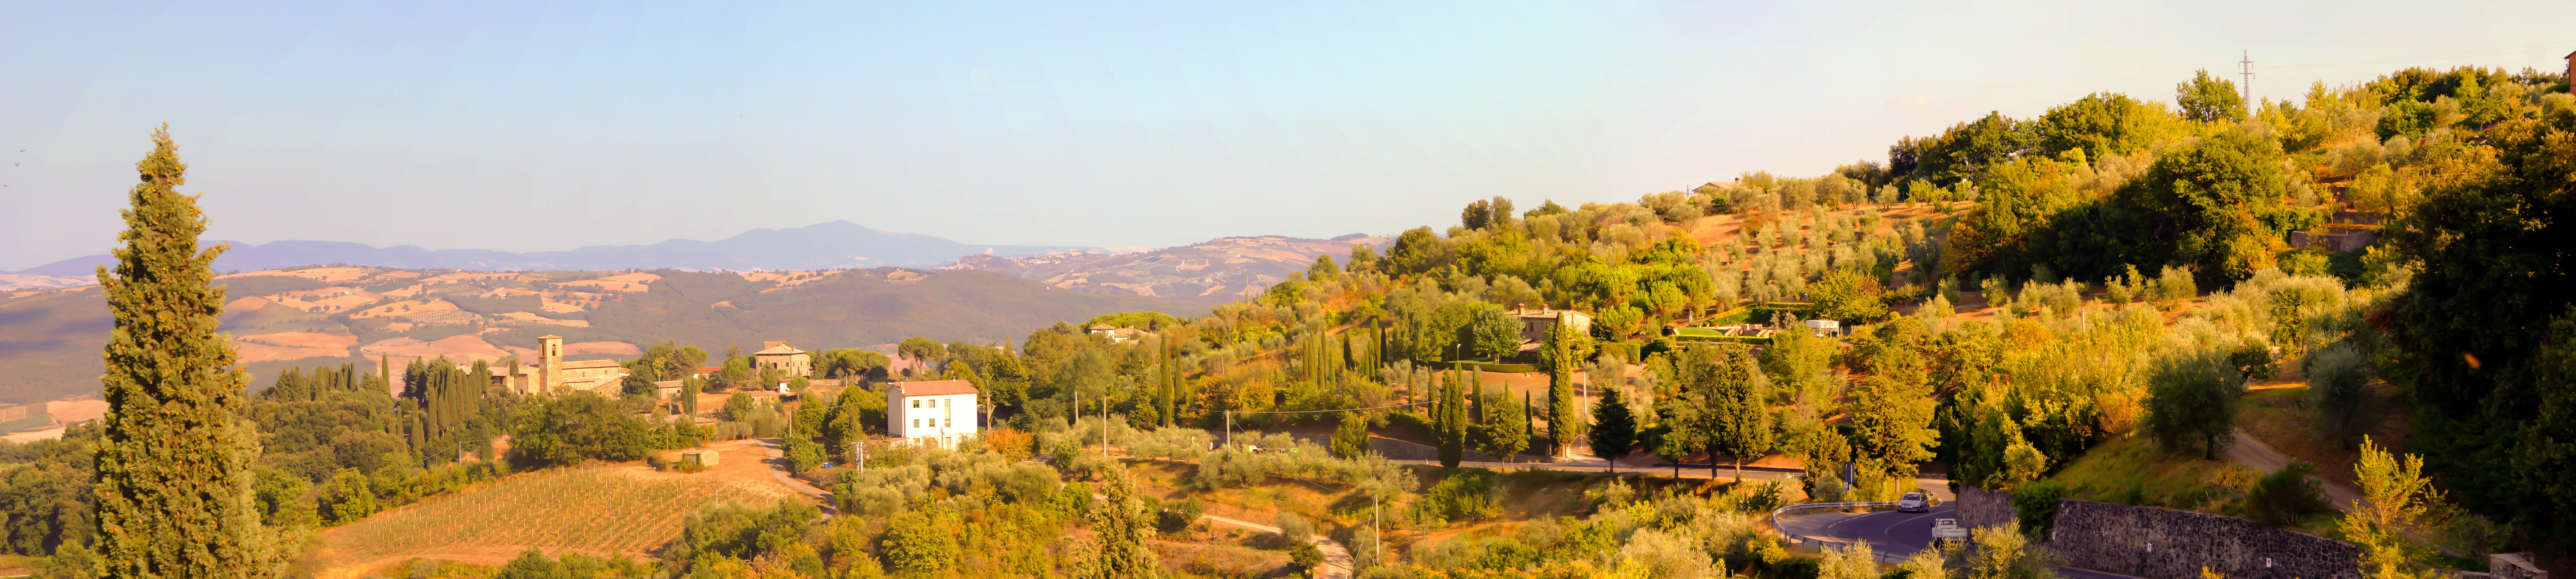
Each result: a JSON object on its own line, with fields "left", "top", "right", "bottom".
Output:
{"left": 753, "top": 341, "right": 812, "bottom": 377}
{"left": 1087, "top": 324, "right": 1153, "bottom": 343}
{"left": 1510, "top": 307, "right": 1592, "bottom": 344}
{"left": 886, "top": 379, "right": 978, "bottom": 449}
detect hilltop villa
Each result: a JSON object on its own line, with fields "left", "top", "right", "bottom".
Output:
{"left": 488, "top": 335, "right": 630, "bottom": 396}
{"left": 886, "top": 379, "right": 978, "bottom": 449}
{"left": 753, "top": 341, "right": 812, "bottom": 377}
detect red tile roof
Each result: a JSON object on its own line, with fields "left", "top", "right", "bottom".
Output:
{"left": 894, "top": 380, "right": 978, "bottom": 396}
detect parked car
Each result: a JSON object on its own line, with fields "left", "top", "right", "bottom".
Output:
{"left": 1898, "top": 491, "right": 1932, "bottom": 512}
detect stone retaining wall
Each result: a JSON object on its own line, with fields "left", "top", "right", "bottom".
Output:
{"left": 1953, "top": 484, "right": 2016, "bottom": 530}
{"left": 2049, "top": 499, "right": 2359, "bottom": 579}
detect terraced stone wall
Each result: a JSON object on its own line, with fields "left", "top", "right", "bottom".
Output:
{"left": 2048, "top": 499, "right": 2359, "bottom": 579}
{"left": 1952, "top": 484, "right": 2016, "bottom": 530}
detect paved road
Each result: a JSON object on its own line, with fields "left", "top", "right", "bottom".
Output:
{"left": 1778, "top": 504, "right": 1953, "bottom": 558}
{"left": 1777, "top": 505, "right": 2140, "bottom": 579}
{"left": 1386, "top": 458, "right": 1956, "bottom": 502}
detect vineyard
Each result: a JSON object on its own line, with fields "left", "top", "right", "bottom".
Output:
{"left": 317, "top": 465, "right": 765, "bottom": 570}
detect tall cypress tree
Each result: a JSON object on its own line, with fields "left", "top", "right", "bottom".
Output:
{"left": 92, "top": 125, "right": 291, "bottom": 578}
{"left": 1544, "top": 314, "right": 1583, "bottom": 458}
{"left": 1435, "top": 367, "right": 1465, "bottom": 469}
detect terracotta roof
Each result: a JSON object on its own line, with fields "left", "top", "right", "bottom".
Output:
{"left": 538, "top": 335, "right": 562, "bottom": 340}
{"left": 1088, "top": 324, "right": 1115, "bottom": 330}
{"left": 696, "top": 366, "right": 721, "bottom": 374}
{"left": 894, "top": 379, "right": 978, "bottom": 396}
{"left": 753, "top": 342, "right": 806, "bottom": 355}
{"left": 563, "top": 359, "right": 623, "bottom": 369}
{"left": 653, "top": 380, "right": 683, "bottom": 388}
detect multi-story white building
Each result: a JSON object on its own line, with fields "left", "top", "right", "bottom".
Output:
{"left": 886, "top": 379, "right": 978, "bottom": 449}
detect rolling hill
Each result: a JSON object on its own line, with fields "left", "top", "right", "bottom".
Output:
{"left": 941, "top": 233, "right": 1390, "bottom": 304}
{"left": 5, "top": 220, "right": 1088, "bottom": 278}
{"left": 0, "top": 265, "right": 1203, "bottom": 404}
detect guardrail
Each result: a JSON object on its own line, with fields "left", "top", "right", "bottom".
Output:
{"left": 1770, "top": 502, "right": 1901, "bottom": 552}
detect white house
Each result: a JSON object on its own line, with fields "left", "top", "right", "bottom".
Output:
{"left": 887, "top": 379, "right": 979, "bottom": 449}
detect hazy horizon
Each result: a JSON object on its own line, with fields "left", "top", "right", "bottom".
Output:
{"left": 4, "top": 0, "right": 2569, "bottom": 271}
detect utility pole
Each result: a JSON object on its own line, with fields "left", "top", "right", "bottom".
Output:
{"left": 2239, "top": 50, "right": 2256, "bottom": 103}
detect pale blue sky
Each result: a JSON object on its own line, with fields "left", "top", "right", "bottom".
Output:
{"left": 3, "top": 0, "right": 2568, "bottom": 271}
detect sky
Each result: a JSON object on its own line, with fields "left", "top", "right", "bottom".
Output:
{"left": 2, "top": 1, "right": 2570, "bottom": 272}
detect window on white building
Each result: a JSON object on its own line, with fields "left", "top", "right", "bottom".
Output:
{"left": 910, "top": 400, "right": 919, "bottom": 408}
{"left": 911, "top": 419, "right": 919, "bottom": 428}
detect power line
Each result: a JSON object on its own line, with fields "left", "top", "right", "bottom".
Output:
{"left": 2264, "top": 46, "right": 2560, "bottom": 70}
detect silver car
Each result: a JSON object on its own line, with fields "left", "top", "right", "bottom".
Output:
{"left": 1898, "top": 491, "right": 1930, "bottom": 512}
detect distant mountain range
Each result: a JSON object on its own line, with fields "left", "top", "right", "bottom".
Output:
{"left": 5, "top": 220, "right": 1090, "bottom": 277}
{"left": 943, "top": 234, "right": 1389, "bottom": 304}
{"left": 0, "top": 265, "right": 1203, "bottom": 404}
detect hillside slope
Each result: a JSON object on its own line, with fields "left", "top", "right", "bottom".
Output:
{"left": 0, "top": 265, "right": 1203, "bottom": 403}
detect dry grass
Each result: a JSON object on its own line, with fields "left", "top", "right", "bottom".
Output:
{"left": 2047, "top": 432, "right": 2248, "bottom": 506}
{"left": 316, "top": 464, "right": 766, "bottom": 572}
{"left": 1150, "top": 538, "right": 1293, "bottom": 578}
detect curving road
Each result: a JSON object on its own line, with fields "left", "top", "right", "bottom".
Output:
{"left": 1777, "top": 505, "right": 2139, "bottom": 579}
{"left": 1778, "top": 504, "right": 1953, "bottom": 558}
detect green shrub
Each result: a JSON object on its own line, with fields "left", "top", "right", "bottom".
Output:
{"left": 1415, "top": 471, "right": 1499, "bottom": 524}
{"left": 785, "top": 436, "right": 824, "bottom": 472}
{"left": 1289, "top": 542, "right": 1324, "bottom": 573}
{"left": 1584, "top": 478, "right": 1635, "bottom": 510}
{"left": 882, "top": 507, "right": 960, "bottom": 573}
{"left": 2244, "top": 461, "right": 2331, "bottom": 527}
{"left": 2012, "top": 480, "right": 2070, "bottom": 537}
{"left": 1158, "top": 498, "right": 1206, "bottom": 533}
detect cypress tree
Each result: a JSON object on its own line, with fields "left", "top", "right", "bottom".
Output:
{"left": 92, "top": 125, "right": 292, "bottom": 578}
{"left": 1544, "top": 314, "right": 1583, "bottom": 458}
{"left": 1470, "top": 368, "right": 1485, "bottom": 424}
{"left": 1435, "top": 368, "right": 1465, "bottom": 469}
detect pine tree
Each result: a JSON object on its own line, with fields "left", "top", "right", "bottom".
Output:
{"left": 1589, "top": 382, "right": 1638, "bottom": 474}
{"left": 1077, "top": 467, "right": 1161, "bottom": 579}
{"left": 1705, "top": 347, "right": 1774, "bottom": 482}
{"left": 92, "top": 125, "right": 292, "bottom": 578}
